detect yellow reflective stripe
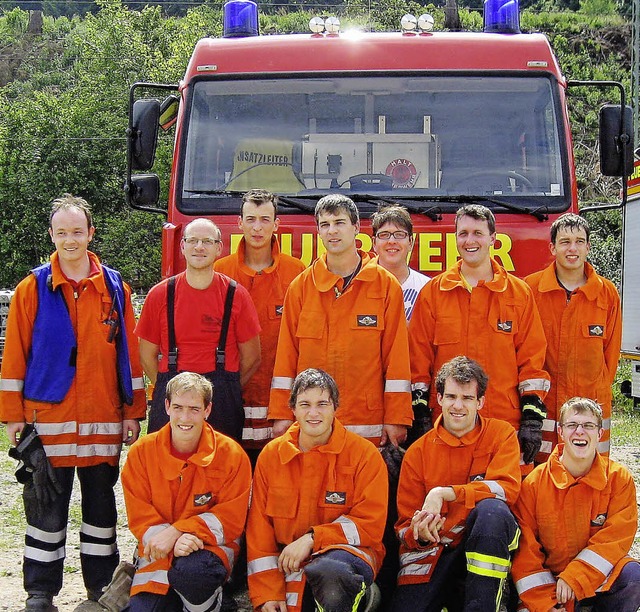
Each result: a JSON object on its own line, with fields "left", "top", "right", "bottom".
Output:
{"left": 466, "top": 551, "right": 510, "bottom": 579}
{"left": 508, "top": 526, "right": 521, "bottom": 552}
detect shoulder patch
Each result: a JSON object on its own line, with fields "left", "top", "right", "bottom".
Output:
{"left": 194, "top": 492, "right": 213, "bottom": 507}
{"left": 357, "top": 314, "right": 378, "bottom": 327}
{"left": 325, "top": 491, "right": 346, "bottom": 505}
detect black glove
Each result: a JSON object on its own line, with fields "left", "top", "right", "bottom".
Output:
{"left": 406, "top": 388, "right": 433, "bottom": 446}
{"left": 380, "top": 443, "right": 405, "bottom": 484}
{"left": 9, "top": 424, "right": 62, "bottom": 512}
{"left": 518, "top": 395, "right": 546, "bottom": 464}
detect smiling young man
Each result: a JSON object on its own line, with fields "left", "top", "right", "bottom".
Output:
{"left": 409, "top": 204, "right": 550, "bottom": 472}
{"left": 393, "top": 356, "right": 521, "bottom": 612}
{"left": 269, "top": 194, "right": 412, "bottom": 449}
{"left": 214, "top": 190, "right": 305, "bottom": 464}
{"left": 371, "top": 205, "right": 430, "bottom": 322}
{"left": 247, "top": 368, "right": 387, "bottom": 612}
{"left": 122, "top": 372, "right": 251, "bottom": 611}
{"left": 512, "top": 397, "right": 640, "bottom": 612}
{"left": 136, "top": 218, "right": 261, "bottom": 441}
{"left": 0, "top": 194, "right": 146, "bottom": 611}
{"left": 525, "top": 214, "right": 621, "bottom": 462}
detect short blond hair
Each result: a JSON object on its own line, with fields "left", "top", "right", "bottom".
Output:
{"left": 166, "top": 372, "right": 213, "bottom": 407}
{"left": 558, "top": 397, "right": 603, "bottom": 428}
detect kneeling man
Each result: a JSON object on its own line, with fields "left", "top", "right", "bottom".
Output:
{"left": 512, "top": 396, "right": 640, "bottom": 612}
{"left": 122, "top": 372, "right": 251, "bottom": 611}
{"left": 247, "top": 368, "right": 387, "bottom": 611}
{"left": 393, "top": 356, "right": 522, "bottom": 611}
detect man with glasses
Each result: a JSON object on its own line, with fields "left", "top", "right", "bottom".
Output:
{"left": 136, "top": 218, "right": 261, "bottom": 440}
{"left": 371, "top": 205, "right": 430, "bottom": 322}
{"left": 512, "top": 397, "right": 640, "bottom": 612}
{"left": 122, "top": 372, "right": 251, "bottom": 611}
{"left": 214, "top": 190, "right": 305, "bottom": 465}
{"left": 525, "top": 213, "right": 621, "bottom": 462}
{"left": 409, "top": 204, "right": 549, "bottom": 473}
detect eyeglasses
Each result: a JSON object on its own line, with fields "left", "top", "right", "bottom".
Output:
{"left": 560, "top": 422, "right": 600, "bottom": 431}
{"left": 183, "top": 237, "right": 221, "bottom": 247}
{"left": 375, "top": 230, "right": 410, "bottom": 241}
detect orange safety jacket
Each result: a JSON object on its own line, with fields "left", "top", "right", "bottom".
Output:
{"left": 396, "top": 415, "right": 521, "bottom": 585}
{"left": 512, "top": 446, "right": 637, "bottom": 612}
{"left": 0, "top": 251, "right": 146, "bottom": 468}
{"left": 409, "top": 258, "right": 550, "bottom": 432}
{"left": 269, "top": 251, "right": 412, "bottom": 443}
{"left": 214, "top": 237, "right": 305, "bottom": 449}
{"left": 121, "top": 422, "right": 252, "bottom": 597}
{"left": 246, "top": 419, "right": 387, "bottom": 611}
{"left": 525, "top": 263, "right": 621, "bottom": 460}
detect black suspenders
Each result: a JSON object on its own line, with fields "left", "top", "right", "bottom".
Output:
{"left": 166, "top": 276, "right": 237, "bottom": 374}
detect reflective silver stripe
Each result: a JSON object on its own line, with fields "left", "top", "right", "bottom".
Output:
{"left": 132, "top": 569, "right": 169, "bottom": 587}
{"left": 0, "top": 378, "right": 23, "bottom": 391}
{"left": 271, "top": 377, "right": 294, "bottom": 390}
{"left": 36, "top": 421, "right": 77, "bottom": 435}
{"left": 344, "top": 424, "right": 383, "bottom": 438}
{"left": 399, "top": 562, "right": 432, "bottom": 577}
{"left": 515, "top": 571, "right": 556, "bottom": 594}
{"left": 24, "top": 544, "right": 65, "bottom": 563}
{"left": 132, "top": 377, "right": 145, "bottom": 390}
{"left": 80, "top": 542, "right": 118, "bottom": 556}
{"left": 44, "top": 443, "right": 121, "bottom": 457}
{"left": 542, "top": 418, "right": 556, "bottom": 432}
{"left": 285, "top": 570, "right": 304, "bottom": 583}
{"left": 142, "top": 524, "right": 171, "bottom": 546}
{"left": 598, "top": 439, "right": 611, "bottom": 454}
{"left": 334, "top": 516, "right": 360, "bottom": 546}
{"left": 81, "top": 522, "right": 116, "bottom": 539}
{"left": 78, "top": 444, "right": 121, "bottom": 457}
{"left": 483, "top": 480, "right": 506, "bottom": 501}
{"left": 602, "top": 418, "right": 611, "bottom": 430}
{"left": 398, "top": 527, "right": 409, "bottom": 544}
{"left": 199, "top": 513, "right": 224, "bottom": 544}
{"left": 26, "top": 525, "right": 66, "bottom": 544}
{"left": 286, "top": 592, "right": 299, "bottom": 606}
{"left": 248, "top": 555, "right": 279, "bottom": 576}
{"left": 518, "top": 378, "right": 551, "bottom": 393}
{"left": 340, "top": 545, "right": 374, "bottom": 567}
{"left": 400, "top": 549, "right": 438, "bottom": 565}
{"left": 244, "top": 406, "right": 268, "bottom": 419}
{"left": 539, "top": 440, "right": 553, "bottom": 454}
{"left": 218, "top": 545, "right": 235, "bottom": 569}
{"left": 576, "top": 548, "right": 614, "bottom": 575}
{"left": 242, "top": 427, "right": 273, "bottom": 441}
{"left": 79, "top": 422, "right": 123, "bottom": 436}
{"left": 411, "top": 382, "right": 428, "bottom": 392}
{"left": 178, "top": 585, "right": 222, "bottom": 612}
{"left": 385, "top": 379, "right": 412, "bottom": 393}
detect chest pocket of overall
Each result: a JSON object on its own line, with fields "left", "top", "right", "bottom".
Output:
{"left": 266, "top": 486, "right": 298, "bottom": 519}
{"left": 296, "top": 310, "right": 325, "bottom": 340}
{"left": 434, "top": 317, "right": 461, "bottom": 347}
{"left": 318, "top": 466, "right": 356, "bottom": 521}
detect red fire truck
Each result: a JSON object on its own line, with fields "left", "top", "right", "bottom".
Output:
{"left": 125, "top": 0, "right": 633, "bottom": 278}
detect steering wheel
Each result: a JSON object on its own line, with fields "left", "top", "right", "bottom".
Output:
{"left": 451, "top": 170, "right": 534, "bottom": 192}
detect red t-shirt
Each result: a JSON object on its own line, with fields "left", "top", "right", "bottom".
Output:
{"left": 135, "top": 272, "right": 261, "bottom": 373}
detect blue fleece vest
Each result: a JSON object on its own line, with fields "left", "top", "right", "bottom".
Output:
{"left": 23, "top": 263, "right": 134, "bottom": 405}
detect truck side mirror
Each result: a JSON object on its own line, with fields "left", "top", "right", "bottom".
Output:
{"left": 131, "top": 99, "right": 160, "bottom": 171}
{"left": 599, "top": 104, "right": 634, "bottom": 177}
{"left": 129, "top": 174, "right": 160, "bottom": 208}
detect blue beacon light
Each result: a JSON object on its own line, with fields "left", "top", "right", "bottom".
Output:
{"left": 223, "top": 0, "right": 259, "bottom": 38}
{"left": 483, "top": 0, "right": 520, "bottom": 33}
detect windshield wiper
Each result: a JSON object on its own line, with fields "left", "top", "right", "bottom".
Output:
{"left": 429, "top": 195, "right": 549, "bottom": 221}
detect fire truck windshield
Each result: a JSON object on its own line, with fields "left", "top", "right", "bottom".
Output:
{"left": 178, "top": 73, "right": 569, "bottom": 214}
